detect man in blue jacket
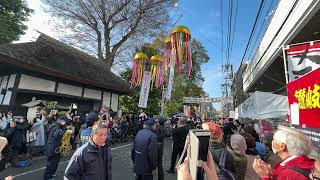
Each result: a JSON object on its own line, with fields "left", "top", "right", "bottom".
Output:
{"left": 131, "top": 118, "right": 158, "bottom": 180}
{"left": 79, "top": 112, "right": 98, "bottom": 146}
{"left": 64, "top": 121, "right": 112, "bottom": 180}
{"left": 44, "top": 116, "right": 70, "bottom": 180}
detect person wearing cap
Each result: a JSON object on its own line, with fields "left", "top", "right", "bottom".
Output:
{"left": 253, "top": 125, "right": 315, "bottom": 180}
{"left": 131, "top": 118, "right": 158, "bottom": 180}
{"left": 202, "top": 122, "right": 235, "bottom": 176}
{"left": 167, "top": 118, "right": 189, "bottom": 174}
{"left": 79, "top": 112, "right": 99, "bottom": 146}
{"left": 228, "top": 133, "right": 248, "bottom": 180}
{"left": 44, "top": 116, "right": 71, "bottom": 180}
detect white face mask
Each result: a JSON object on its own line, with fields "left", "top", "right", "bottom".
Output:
{"left": 272, "top": 140, "right": 280, "bottom": 154}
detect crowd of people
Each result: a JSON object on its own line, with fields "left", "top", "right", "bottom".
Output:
{"left": 1, "top": 108, "right": 320, "bottom": 180}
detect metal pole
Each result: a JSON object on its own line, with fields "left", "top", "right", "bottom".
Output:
{"left": 282, "top": 45, "right": 289, "bottom": 84}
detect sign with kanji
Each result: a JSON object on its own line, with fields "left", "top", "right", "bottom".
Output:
{"left": 286, "top": 41, "right": 320, "bottom": 82}
{"left": 138, "top": 71, "right": 151, "bottom": 108}
{"left": 287, "top": 67, "right": 320, "bottom": 147}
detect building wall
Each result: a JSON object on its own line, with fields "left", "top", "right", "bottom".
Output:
{"left": 242, "top": 0, "right": 320, "bottom": 92}
{"left": 57, "top": 83, "right": 82, "bottom": 97}
{"left": 18, "top": 74, "right": 55, "bottom": 92}
{"left": 0, "top": 74, "right": 16, "bottom": 105}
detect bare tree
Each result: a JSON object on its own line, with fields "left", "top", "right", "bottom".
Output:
{"left": 41, "top": 0, "right": 175, "bottom": 69}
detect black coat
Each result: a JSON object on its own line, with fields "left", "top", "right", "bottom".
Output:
{"left": 46, "top": 122, "right": 66, "bottom": 157}
{"left": 10, "top": 122, "right": 31, "bottom": 148}
{"left": 155, "top": 125, "right": 165, "bottom": 143}
{"left": 131, "top": 127, "right": 158, "bottom": 175}
{"left": 172, "top": 125, "right": 189, "bottom": 148}
{"left": 64, "top": 140, "right": 112, "bottom": 180}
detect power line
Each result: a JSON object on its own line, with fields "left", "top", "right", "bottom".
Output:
{"left": 229, "top": 0, "right": 238, "bottom": 65}
{"left": 239, "top": 0, "right": 265, "bottom": 67}
{"left": 247, "top": 0, "right": 276, "bottom": 60}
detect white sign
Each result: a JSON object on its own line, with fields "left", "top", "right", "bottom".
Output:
{"left": 183, "top": 97, "right": 230, "bottom": 103}
{"left": 290, "top": 103, "right": 299, "bottom": 125}
{"left": 138, "top": 71, "right": 151, "bottom": 108}
{"left": 165, "top": 59, "right": 175, "bottom": 100}
{"left": 229, "top": 111, "right": 236, "bottom": 119}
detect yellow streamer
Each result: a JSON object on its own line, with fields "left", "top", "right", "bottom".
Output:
{"left": 55, "top": 130, "right": 73, "bottom": 156}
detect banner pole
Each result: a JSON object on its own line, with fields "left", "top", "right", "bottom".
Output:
{"left": 282, "top": 45, "right": 289, "bottom": 84}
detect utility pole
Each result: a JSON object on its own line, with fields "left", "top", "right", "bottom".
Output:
{"left": 221, "top": 63, "right": 233, "bottom": 117}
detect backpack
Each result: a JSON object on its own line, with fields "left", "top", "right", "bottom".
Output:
{"left": 216, "top": 149, "right": 236, "bottom": 180}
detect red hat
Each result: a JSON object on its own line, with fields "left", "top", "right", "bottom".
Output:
{"left": 202, "top": 122, "right": 222, "bottom": 138}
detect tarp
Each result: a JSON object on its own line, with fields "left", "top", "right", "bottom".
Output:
{"left": 235, "top": 91, "right": 288, "bottom": 120}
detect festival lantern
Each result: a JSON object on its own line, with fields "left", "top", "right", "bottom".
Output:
{"left": 130, "top": 53, "right": 149, "bottom": 87}
{"left": 150, "top": 55, "right": 165, "bottom": 89}
{"left": 171, "top": 25, "right": 192, "bottom": 76}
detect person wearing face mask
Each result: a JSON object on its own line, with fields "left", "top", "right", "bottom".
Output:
{"left": 253, "top": 125, "right": 315, "bottom": 180}
{"left": 44, "top": 116, "right": 70, "bottom": 180}
{"left": 65, "top": 121, "right": 112, "bottom": 180}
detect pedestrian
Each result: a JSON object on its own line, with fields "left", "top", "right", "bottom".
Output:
{"left": 131, "top": 118, "right": 158, "bottom": 180}
{"left": 222, "top": 118, "right": 234, "bottom": 144}
{"left": 43, "top": 116, "right": 70, "bottom": 180}
{"left": 243, "top": 125, "right": 266, "bottom": 158}
{"left": 177, "top": 152, "right": 219, "bottom": 180}
{"left": 167, "top": 118, "right": 189, "bottom": 174}
{"left": 241, "top": 133, "right": 260, "bottom": 180}
{"left": 31, "top": 115, "right": 46, "bottom": 155}
{"left": 64, "top": 121, "right": 112, "bottom": 180}
{"left": 9, "top": 117, "right": 31, "bottom": 165}
{"left": 155, "top": 117, "right": 166, "bottom": 180}
{"left": 202, "top": 122, "right": 235, "bottom": 177}
{"left": 79, "top": 112, "right": 98, "bottom": 146}
{"left": 253, "top": 125, "right": 315, "bottom": 180}
{"left": 227, "top": 133, "right": 248, "bottom": 180}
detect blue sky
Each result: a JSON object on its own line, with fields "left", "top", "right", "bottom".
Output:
{"left": 170, "top": 0, "right": 277, "bottom": 99}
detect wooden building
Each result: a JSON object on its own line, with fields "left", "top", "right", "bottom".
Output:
{"left": 0, "top": 34, "right": 130, "bottom": 116}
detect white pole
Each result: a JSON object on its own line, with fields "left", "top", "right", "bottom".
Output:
{"left": 282, "top": 45, "right": 289, "bottom": 84}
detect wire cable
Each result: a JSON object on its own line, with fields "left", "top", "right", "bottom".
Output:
{"left": 239, "top": 0, "right": 265, "bottom": 67}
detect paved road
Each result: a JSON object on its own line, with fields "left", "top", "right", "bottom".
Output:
{"left": 0, "top": 138, "right": 177, "bottom": 180}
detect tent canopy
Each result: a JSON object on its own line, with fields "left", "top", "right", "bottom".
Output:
{"left": 235, "top": 91, "right": 288, "bottom": 120}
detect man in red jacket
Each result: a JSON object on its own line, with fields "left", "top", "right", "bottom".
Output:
{"left": 253, "top": 125, "right": 315, "bottom": 180}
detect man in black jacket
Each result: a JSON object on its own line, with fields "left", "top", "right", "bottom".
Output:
{"left": 64, "top": 121, "right": 112, "bottom": 180}
{"left": 43, "top": 116, "right": 70, "bottom": 180}
{"left": 155, "top": 117, "right": 166, "bottom": 180}
{"left": 131, "top": 118, "right": 158, "bottom": 180}
{"left": 167, "top": 118, "right": 189, "bottom": 174}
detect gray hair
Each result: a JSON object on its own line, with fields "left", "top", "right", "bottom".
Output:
{"left": 273, "top": 126, "right": 312, "bottom": 156}
{"left": 91, "top": 122, "right": 108, "bottom": 135}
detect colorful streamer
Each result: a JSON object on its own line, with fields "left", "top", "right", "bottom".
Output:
{"left": 150, "top": 55, "right": 165, "bottom": 89}
{"left": 171, "top": 25, "right": 192, "bottom": 77}
{"left": 130, "top": 53, "right": 149, "bottom": 87}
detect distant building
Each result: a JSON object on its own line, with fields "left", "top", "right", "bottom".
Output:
{"left": 0, "top": 34, "right": 130, "bottom": 116}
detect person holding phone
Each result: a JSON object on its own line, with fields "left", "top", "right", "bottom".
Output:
{"left": 177, "top": 152, "right": 218, "bottom": 180}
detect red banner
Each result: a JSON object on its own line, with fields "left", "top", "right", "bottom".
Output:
{"left": 287, "top": 67, "right": 320, "bottom": 128}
